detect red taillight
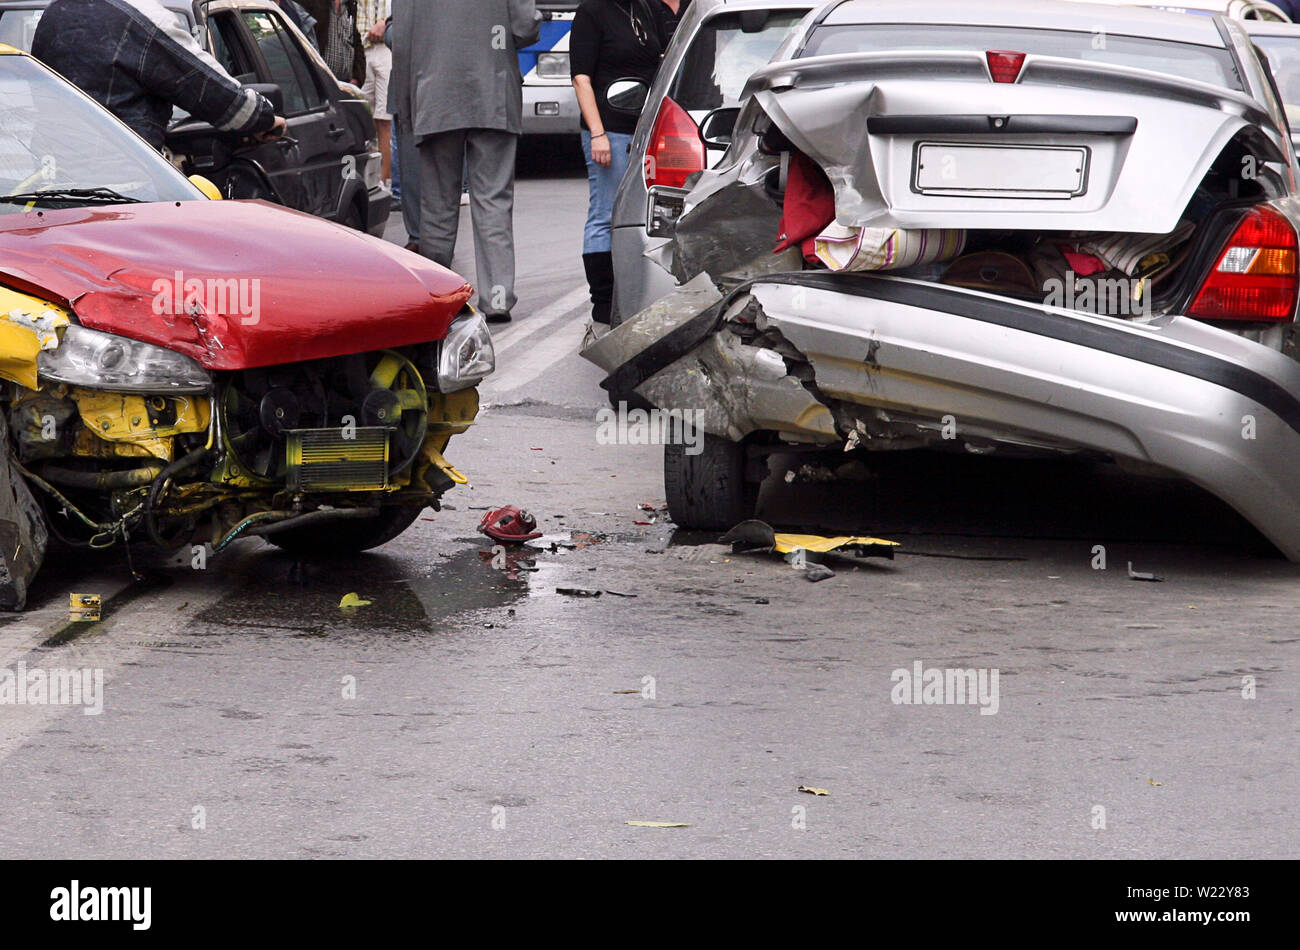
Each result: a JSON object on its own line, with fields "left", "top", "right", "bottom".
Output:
{"left": 986, "top": 50, "right": 1025, "bottom": 83}
{"left": 1188, "top": 206, "right": 1298, "bottom": 322}
{"left": 644, "top": 96, "right": 705, "bottom": 189}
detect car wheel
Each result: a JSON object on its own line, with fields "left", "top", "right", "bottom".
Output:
{"left": 267, "top": 506, "right": 423, "bottom": 556}
{"left": 664, "top": 433, "right": 759, "bottom": 531}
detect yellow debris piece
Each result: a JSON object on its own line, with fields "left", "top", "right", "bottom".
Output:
{"left": 773, "top": 534, "right": 900, "bottom": 554}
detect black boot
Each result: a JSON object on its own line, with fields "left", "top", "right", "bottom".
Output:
{"left": 582, "top": 251, "right": 614, "bottom": 325}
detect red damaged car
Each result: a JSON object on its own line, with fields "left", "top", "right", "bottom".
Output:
{"left": 0, "top": 45, "right": 494, "bottom": 609}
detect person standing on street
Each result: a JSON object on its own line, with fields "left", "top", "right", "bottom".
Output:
{"left": 391, "top": 0, "right": 540, "bottom": 325}
{"left": 300, "top": 0, "right": 365, "bottom": 85}
{"left": 354, "top": 1, "right": 392, "bottom": 186}
{"left": 32, "top": 0, "right": 286, "bottom": 151}
{"left": 571, "top": 0, "right": 664, "bottom": 325}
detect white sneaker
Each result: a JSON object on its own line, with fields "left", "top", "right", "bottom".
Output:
{"left": 460, "top": 191, "right": 469, "bottom": 207}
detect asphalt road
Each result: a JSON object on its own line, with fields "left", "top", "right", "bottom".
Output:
{"left": 0, "top": 141, "right": 1295, "bottom": 859}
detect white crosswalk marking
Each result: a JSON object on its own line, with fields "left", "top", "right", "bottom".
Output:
{"left": 482, "top": 285, "right": 591, "bottom": 398}
{"left": 490, "top": 286, "right": 590, "bottom": 355}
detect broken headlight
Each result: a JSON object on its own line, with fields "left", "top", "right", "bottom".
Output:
{"left": 437, "top": 311, "right": 495, "bottom": 393}
{"left": 38, "top": 325, "right": 212, "bottom": 393}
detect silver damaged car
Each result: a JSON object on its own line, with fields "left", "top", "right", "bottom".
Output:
{"left": 581, "top": 0, "right": 1300, "bottom": 560}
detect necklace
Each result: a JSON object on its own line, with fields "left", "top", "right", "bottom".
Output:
{"left": 627, "top": 1, "right": 649, "bottom": 46}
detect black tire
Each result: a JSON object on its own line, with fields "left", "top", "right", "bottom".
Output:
{"left": 664, "top": 434, "right": 758, "bottom": 530}
{"left": 267, "top": 506, "right": 422, "bottom": 556}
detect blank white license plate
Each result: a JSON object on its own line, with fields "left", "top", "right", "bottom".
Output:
{"left": 914, "top": 143, "right": 1088, "bottom": 198}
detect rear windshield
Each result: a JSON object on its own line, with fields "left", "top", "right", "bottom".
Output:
{"left": 801, "top": 24, "right": 1244, "bottom": 91}
{"left": 671, "top": 10, "right": 810, "bottom": 113}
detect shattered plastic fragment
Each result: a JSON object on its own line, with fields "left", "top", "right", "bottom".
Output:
{"left": 556, "top": 588, "right": 601, "bottom": 597}
{"left": 69, "top": 593, "right": 101, "bottom": 622}
{"left": 478, "top": 505, "right": 543, "bottom": 543}
{"left": 719, "top": 520, "right": 898, "bottom": 560}
{"left": 339, "top": 592, "right": 372, "bottom": 609}
{"left": 805, "top": 564, "right": 835, "bottom": 582}
{"left": 798, "top": 786, "right": 830, "bottom": 796}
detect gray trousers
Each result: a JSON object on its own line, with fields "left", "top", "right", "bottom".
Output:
{"left": 417, "top": 128, "right": 518, "bottom": 315}
{"left": 394, "top": 120, "right": 421, "bottom": 243}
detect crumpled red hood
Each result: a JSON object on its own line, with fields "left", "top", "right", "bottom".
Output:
{"left": 0, "top": 199, "right": 473, "bottom": 370}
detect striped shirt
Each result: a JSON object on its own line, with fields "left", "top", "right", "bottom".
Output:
{"left": 354, "top": 0, "right": 390, "bottom": 47}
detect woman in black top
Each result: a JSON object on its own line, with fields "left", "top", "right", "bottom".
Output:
{"left": 570, "top": 0, "right": 665, "bottom": 324}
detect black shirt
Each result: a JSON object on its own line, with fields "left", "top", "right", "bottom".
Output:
{"left": 652, "top": 0, "right": 691, "bottom": 46}
{"left": 571, "top": 0, "right": 665, "bottom": 135}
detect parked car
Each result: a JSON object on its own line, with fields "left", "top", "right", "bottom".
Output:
{"left": 583, "top": 0, "right": 1300, "bottom": 564}
{"left": 609, "top": 0, "right": 816, "bottom": 324}
{"left": 520, "top": 1, "right": 581, "bottom": 137}
{"left": 0, "top": 0, "right": 390, "bottom": 235}
{"left": 0, "top": 43, "right": 492, "bottom": 609}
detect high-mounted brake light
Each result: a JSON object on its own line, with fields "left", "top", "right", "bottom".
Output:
{"left": 644, "top": 96, "right": 705, "bottom": 189}
{"left": 1188, "top": 206, "right": 1298, "bottom": 322}
{"left": 986, "top": 50, "right": 1025, "bottom": 83}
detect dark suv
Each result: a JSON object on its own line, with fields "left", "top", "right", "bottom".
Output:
{"left": 0, "top": 0, "right": 390, "bottom": 235}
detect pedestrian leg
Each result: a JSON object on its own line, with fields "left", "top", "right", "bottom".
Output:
{"left": 464, "top": 129, "right": 519, "bottom": 320}
{"left": 417, "top": 129, "right": 468, "bottom": 269}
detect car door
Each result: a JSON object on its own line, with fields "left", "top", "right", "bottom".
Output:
{"left": 231, "top": 5, "right": 350, "bottom": 219}
{"left": 180, "top": 8, "right": 310, "bottom": 209}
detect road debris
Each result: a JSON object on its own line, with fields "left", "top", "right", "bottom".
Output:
{"left": 478, "top": 505, "right": 543, "bottom": 543}
{"left": 720, "top": 520, "right": 898, "bottom": 561}
{"left": 69, "top": 592, "right": 101, "bottom": 622}
{"left": 805, "top": 564, "right": 835, "bottom": 583}
{"left": 556, "top": 588, "right": 602, "bottom": 598}
{"left": 1127, "top": 562, "right": 1165, "bottom": 582}
{"left": 339, "top": 592, "right": 371, "bottom": 610}
{"left": 625, "top": 821, "right": 691, "bottom": 828}
{"left": 798, "top": 786, "right": 830, "bottom": 796}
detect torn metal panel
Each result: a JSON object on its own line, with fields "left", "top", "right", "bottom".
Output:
{"left": 671, "top": 179, "right": 784, "bottom": 284}
{"left": 580, "top": 275, "right": 836, "bottom": 443}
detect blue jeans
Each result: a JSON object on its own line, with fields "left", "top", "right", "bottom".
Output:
{"left": 581, "top": 130, "right": 634, "bottom": 255}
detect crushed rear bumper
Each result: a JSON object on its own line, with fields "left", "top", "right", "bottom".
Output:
{"left": 582, "top": 272, "right": 1300, "bottom": 561}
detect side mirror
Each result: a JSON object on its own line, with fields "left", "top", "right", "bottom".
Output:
{"left": 188, "top": 175, "right": 223, "bottom": 200}
{"left": 699, "top": 107, "right": 741, "bottom": 150}
{"left": 247, "top": 82, "right": 285, "bottom": 115}
{"left": 606, "top": 77, "right": 650, "bottom": 115}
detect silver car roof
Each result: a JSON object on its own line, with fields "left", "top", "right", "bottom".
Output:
{"left": 818, "top": 0, "right": 1232, "bottom": 45}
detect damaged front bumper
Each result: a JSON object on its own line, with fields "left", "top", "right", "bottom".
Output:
{"left": 583, "top": 271, "right": 1300, "bottom": 561}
